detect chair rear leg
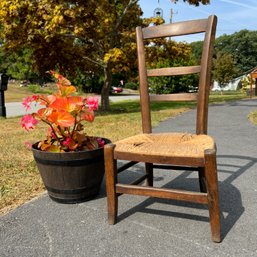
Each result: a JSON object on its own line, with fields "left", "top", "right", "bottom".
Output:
{"left": 204, "top": 149, "right": 221, "bottom": 243}
{"left": 145, "top": 163, "right": 153, "bottom": 186}
{"left": 104, "top": 144, "right": 118, "bottom": 225}
{"left": 198, "top": 167, "right": 207, "bottom": 193}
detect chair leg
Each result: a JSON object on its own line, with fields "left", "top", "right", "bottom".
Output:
{"left": 145, "top": 163, "right": 153, "bottom": 186}
{"left": 204, "top": 149, "right": 221, "bottom": 243}
{"left": 104, "top": 144, "right": 118, "bottom": 225}
{"left": 198, "top": 167, "right": 207, "bottom": 193}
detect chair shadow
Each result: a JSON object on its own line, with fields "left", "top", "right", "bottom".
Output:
{"left": 113, "top": 154, "right": 256, "bottom": 240}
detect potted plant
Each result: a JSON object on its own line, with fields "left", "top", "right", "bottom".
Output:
{"left": 20, "top": 71, "right": 110, "bottom": 203}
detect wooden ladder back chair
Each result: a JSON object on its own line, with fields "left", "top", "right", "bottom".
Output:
{"left": 104, "top": 15, "right": 221, "bottom": 243}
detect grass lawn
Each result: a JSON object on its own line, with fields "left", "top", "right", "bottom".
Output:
{"left": 0, "top": 86, "right": 249, "bottom": 216}
{"left": 248, "top": 110, "right": 257, "bottom": 125}
{"left": 4, "top": 81, "right": 53, "bottom": 102}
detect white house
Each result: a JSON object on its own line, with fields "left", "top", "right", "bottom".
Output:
{"left": 211, "top": 67, "right": 257, "bottom": 91}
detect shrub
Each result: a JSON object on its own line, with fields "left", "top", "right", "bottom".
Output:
{"left": 125, "top": 82, "right": 138, "bottom": 90}
{"left": 28, "top": 84, "right": 52, "bottom": 94}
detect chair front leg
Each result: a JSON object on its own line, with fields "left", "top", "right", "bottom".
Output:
{"left": 104, "top": 144, "right": 118, "bottom": 225}
{"left": 204, "top": 149, "right": 221, "bottom": 243}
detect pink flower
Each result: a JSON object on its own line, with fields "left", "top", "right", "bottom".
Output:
{"left": 20, "top": 114, "right": 38, "bottom": 131}
{"left": 62, "top": 137, "right": 76, "bottom": 150}
{"left": 31, "top": 95, "right": 38, "bottom": 101}
{"left": 62, "top": 137, "right": 72, "bottom": 147}
{"left": 97, "top": 138, "right": 105, "bottom": 148}
{"left": 22, "top": 96, "right": 32, "bottom": 111}
{"left": 86, "top": 96, "right": 99, "bottom": 111}
{"left": 22, "top": 95, "right": 38, "bottom": 111}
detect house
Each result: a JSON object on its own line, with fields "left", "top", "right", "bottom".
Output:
{"left": 211, "top": 67, "right": 257, "bottom": 92}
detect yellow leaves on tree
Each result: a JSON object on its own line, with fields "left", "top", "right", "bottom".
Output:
{"left": 104, "top": 48, "right": 124, "bottom": 64}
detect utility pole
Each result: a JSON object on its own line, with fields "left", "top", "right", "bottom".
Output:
{"left": 170, "top": 0, "right": 177, "bottom": 23}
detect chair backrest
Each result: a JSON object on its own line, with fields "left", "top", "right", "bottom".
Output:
{"left": 136, "top": 15, "right": 217, "bottom": 135}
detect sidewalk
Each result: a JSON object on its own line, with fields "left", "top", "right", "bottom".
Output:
{"left": 1, "top": 99, "right": 257, "bottom": 257}
{"left": 5, "top": 94, "right": 140, "bottom": 117}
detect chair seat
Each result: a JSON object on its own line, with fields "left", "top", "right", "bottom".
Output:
{"left": 114, "top": 133, "right": 215, "bottom": 160}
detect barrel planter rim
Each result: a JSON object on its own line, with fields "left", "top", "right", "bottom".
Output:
{"left": 32, "top": 137, "right": 111, "bottom": 155}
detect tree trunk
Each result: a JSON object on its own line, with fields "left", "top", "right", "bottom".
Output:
{"left": 255, "top": 79, "right": 257, "bottom": 97}
{"left": 101, "top": 65, "right": 112, "bottom": 111}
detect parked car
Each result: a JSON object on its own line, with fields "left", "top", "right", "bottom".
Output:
{"left": 111, "top": 86, "right": 123, "bottom": 93}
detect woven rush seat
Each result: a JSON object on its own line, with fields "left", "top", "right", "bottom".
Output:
{"left": 115, "top": 133, "right": 215, "bottom": 159}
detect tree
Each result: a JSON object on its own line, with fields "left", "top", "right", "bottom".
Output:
{"left": 190, "top": 40, "right": 203, "bottom": 63}
{"left": 191, "top": 29, "right": 257, "bottom": 78}
{"left": 0, "top": 47, "right": 40, "bottom": 81}
{"left": 215, "top": 30, "right": 257, "bottom": 75}
{"left": 0, "top": 0, "right": 210, "bottom": 110}
{"left": 212, "top": 52, "right": 238, "bottom": 91}
{"left": 240, "top": 75, "right": 252, "bottom": 93}
{"left": 147, "top": 40, "right": 198, "bottom": 94}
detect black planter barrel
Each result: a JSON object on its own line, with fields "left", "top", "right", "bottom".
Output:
{"left": 32, "top": 138, "right": 111, "bottom": 203}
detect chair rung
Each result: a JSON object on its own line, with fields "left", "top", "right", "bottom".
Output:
{"left": 152, "top": 164, "right": 199, "bottom": 171}
{"left": 117, "top": 174, "right": 148, "bottom": 197}
{"left": 116, "top": 184, "right": 208, "bottom": 204}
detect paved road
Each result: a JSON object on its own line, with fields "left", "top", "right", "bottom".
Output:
{"left": 1, "top": 98, "right": 257, "bottom": 256}
{"left": 5, "top": 94, "right": 140, "bottom": 117}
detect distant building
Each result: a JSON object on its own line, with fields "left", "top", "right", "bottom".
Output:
{"left": 211, "top": 67, "right": 257, "bottom": 91}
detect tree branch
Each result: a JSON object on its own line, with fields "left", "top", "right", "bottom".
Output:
{"left": 62, "top": 33, "right": 87, "bottom": 42}
{"left": 61, "top": 33, "right": 105, "bottom": 68}
{"left": 115, "top": 0, "right": 138, "bottom": 31}
{"left": 82, "top": 56, "right": 106, "bottom": 69}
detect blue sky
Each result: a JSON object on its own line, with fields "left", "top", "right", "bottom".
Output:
{"left": 139, "top": 0, "right": 257, "bottom": 41}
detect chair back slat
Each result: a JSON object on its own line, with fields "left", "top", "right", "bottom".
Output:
{"left": 147, "top": 66, "right": 201, "bottom": 77}
{"left": 142, "top": 19, "right": 208, "bottom": 39}
{"left": 150, "top": 93, "right": 197, "bottom": 102}
{"left": 136, "top": 15, "right": 217, "bottom": 135}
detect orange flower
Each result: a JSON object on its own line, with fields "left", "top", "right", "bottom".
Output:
{"left": 47, "top": 110, "right": 75, "bottom": 127}
{"left": 49, "top": 96, "right": 83, "bottom": 113}
{"left": 81, "top": 109, "right": 95, "bottom": 122}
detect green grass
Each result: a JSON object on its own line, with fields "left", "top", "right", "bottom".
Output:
{"left": 4, "top": 81, "right": 54, "bottom": 102}
{"left": 210, "top": 91, "right": 247, "bottom": 103}
{"left": 248, "top": 110, "right": 257, "bottom": 125}
{"left": 0, "top": 88, "right": 249, "bottom": 215}
{"left": 4, "top": 81, "right": 89, "bottom": 102}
